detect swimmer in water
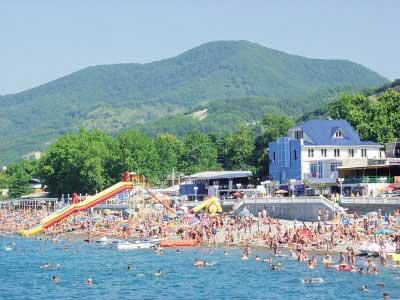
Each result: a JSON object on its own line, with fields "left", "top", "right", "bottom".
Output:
{"left": 378, "top": 282, "right": 385, "bottom": 288}
{"left": 263, "top": 257, "right": 272, "bottom": 264}
{"left": 154, "top": 269, "right": 162, "bottom": 276}
{"left": 303, "top": 277, "right": 324, "bottom": 284}
{"left": 41, "top": 263, "right": 50, "bottom": 269}
{"left": 383, "top": 292, "right": 390, "bottom": 299}
{"left": 360, "top": 284, "right": 369, "bottom": 292}
{"left": 223, "top": 251, "right": 230, "bottom": 256}
{"left": 155, "top": 247, "right": 164, "bottom": 255}
{"left": 85, "top": 278, "right": 93, "bottom": 285}
{"left": 176, "top": 249, "right": 181, "bottom": 254}
{"left": 308, "top": 256, "right": 317, "bottom": 269}
{"left": 358, "top": 267, "right": 365, "bottom": 274}
{"left": 51, "top": 275, "right": 60, "bottom": 283}
{"left": 255, "top": 255, "right": 261, "bottom": 261}
{"left": 270, "top": 264, "right": 279, "bottom": 271}
{"left": 194, "top": 259, "right": 206, "bottom": 267}
{"left": 127, "top": 265, "right": 132, "bottom": 271}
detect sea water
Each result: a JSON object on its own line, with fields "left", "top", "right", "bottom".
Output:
{"left": 0, "top": 236, "right": 399, "bottom": 300}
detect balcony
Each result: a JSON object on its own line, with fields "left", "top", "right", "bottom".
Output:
{"left": 303, "top": 172, "right": 337, "bottom": 184}
{"left": 343, "top": 176, "right": 394, "bottom": 184}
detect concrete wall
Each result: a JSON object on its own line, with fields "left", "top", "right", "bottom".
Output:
{"left": 341, "top": 203, "right": 399, "bottom": 215}
{"left": 238, "top": 202, "right": 333, "bottom": 222}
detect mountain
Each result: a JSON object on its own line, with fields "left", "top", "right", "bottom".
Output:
{"left": 0, "top": 40, "right": 388, "bottom": 163}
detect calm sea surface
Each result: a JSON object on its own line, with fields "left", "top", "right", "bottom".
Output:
{"left": 0, "top": 236, "right": 399, "bottom": 300}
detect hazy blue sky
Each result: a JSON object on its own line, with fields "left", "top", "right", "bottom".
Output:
{"left": 1, "top": 1, "right": 399, "bottom": 95}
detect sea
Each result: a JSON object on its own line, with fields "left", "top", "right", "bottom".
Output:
{"left": 0, "top": 236, "right": 399, "bottom": 300}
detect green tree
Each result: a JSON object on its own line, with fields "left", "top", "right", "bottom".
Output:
{"left": 260, "top": 114, "right": 295, "bottom": 143}
{"left": 222, "top": 126, "right": 255, "bottom": 170}
{"left": 6, "top": 159, "right": 39, "bottom": 198}
{"left": 155, "top": 134, "right": 184, "bottom": 185}
{"left": 39, "top": 129, "right": 119, "bottom": 196}
{"left": 329, "top": 90, "right": 400, "bottom": 144}
{"left": 117, "top": 130, "right": 160, "bottom": 184}
{"left": 180, "top": 131, "right": 220, "bottom": 174}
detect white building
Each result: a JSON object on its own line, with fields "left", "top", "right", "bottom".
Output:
{"left": 269, "top": 119, "right": 384, "bottom": 186}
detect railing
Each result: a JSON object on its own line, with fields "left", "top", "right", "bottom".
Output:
{"left": 340, "top": 197, "right": 400, "bottom": 205}
{"left": 343, "top": 176, "right": 394, "bottom": 184}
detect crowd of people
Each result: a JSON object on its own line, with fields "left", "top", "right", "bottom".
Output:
{"left": 1, "top": 203, "right": 400, "bottom": 298}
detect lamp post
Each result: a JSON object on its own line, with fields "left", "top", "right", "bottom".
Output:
{"left": 265, "top": 180, "right": 271, "bottom": 196}
{"left": 289, "top": 179, "right": 296, "bottom": 197}
{"left": 193, "top": 186, "right": 198, "bottom": 202}
{"left": 338, "top": 177, "right": 344, "bottom": 200}
{"left": 214, "top": 185, "right": 219, "bottom": 198}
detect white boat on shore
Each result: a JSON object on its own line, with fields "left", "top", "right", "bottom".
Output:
{"left": 359, "top": 242, "right": 396, "bottom": 256}
{"left": 117, "top": 240, "right": 155, "bottom": 250}
{"left": 96, "top": 236, "right": 110, "bottom": 244}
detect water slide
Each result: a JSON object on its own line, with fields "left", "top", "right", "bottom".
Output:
{"left": 19, "top": 181, "right": 133, "bottom": 237}
{"left": 192, "top": 196, "right": 222, "bottom": 215}
{"left": 144, "top": 187, "right": 176, "bottom": 215}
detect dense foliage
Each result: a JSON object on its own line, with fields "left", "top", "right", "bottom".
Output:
{"left": 329, "top": 89, "right": 400, "bottom": 144}
{"left": 0, "top": 41, "right": 387, "bottom": 164}
{"left": 0, "top": 112, "right": 295, "bottom": 197}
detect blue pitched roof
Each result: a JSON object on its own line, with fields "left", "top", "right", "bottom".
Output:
{"left": 296, "top": 119, "right": 380, "bottom": 146}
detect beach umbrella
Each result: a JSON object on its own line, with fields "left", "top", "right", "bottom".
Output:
{"left": 124, "top": 208, "right": 135, "bottom": 214}
{"left": 384, "top": 183, "right": 400, "bottom": 191}
{"left": 374, "top": 228, "right": 395, "bottom": 235}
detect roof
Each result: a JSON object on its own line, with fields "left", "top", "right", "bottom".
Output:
{"left": 190, "top": 171, "right": 252, "bottom": 180}
{"left": 296, "top": 119, "right": 380, "bottom": 146}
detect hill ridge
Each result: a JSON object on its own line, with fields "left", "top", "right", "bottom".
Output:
{"left": 0, "top": 40, "right": 389, "bottom": 164}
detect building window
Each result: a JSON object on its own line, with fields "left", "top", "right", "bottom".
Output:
{"left": 361, "top": 149, "right": 367, "bottom": 157}
{"left": 348, "top": 149, "right": 354, "bottom": 157}
{"left": 334, "top": 149, "right": 340, "bottom": 157}
{"left": 334, "top": 130, "right": 343, "bottom": 138}
{"left": 295, "top": 130, "right": 303, "bottom": 139}
{"left": 310, "top": 164, "right": 318, "bottom": 177}
{"left": 308, "top": 149, "right": 314, "bottom": 158}
{"left": 273, "top": 152, "right": 276, "bottom": 162}
{"left": 321, "top": 149, "right": 327, "bottom": 157}
{"left": 330, "top": 162, "right": 342, "bottom": 172}
{"left": 294, "top": 150, "right": 298, "bottom": 160}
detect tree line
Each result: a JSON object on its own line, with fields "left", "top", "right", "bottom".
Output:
{"left": 0, "top": 114, "right": 293, "bottom": 198}
{"left": 2, "top": 88, "right": 398, "bottom": 199}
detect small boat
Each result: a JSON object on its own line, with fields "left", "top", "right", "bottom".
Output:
{"left": 117, "top": 241, "right": 154, "bottom": 250}
{"left": 150, "top": 238, "right": 162, "bottom": 246}
{"left": 160, "top": 239, "right": 199, "bottom": 248}
{"left": 359, "top": 242, "right": 396, "bottom": 256}
{"left": 96, "top": 236, "right": 111, "bottom": 245}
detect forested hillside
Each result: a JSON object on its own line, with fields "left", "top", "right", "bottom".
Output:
{"left": 0, "top": 40, "right": 388, "bottom": 163}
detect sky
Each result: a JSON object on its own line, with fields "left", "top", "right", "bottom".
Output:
{"left": 1, "top": 0, "right": 399, "bottom": 95}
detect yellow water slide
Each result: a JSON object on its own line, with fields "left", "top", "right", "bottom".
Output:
{"left": 192, "top": 196, "right": 222, "bottom": 216}
{"left": 19, "top": 181, "right": 133, "bottom": 237}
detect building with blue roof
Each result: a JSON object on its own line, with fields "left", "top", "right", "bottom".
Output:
{"left": 268, "top": 119, "right": 383, "bottom": 189}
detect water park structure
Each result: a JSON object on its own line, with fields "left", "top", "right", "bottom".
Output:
{"left": 19, "top": 171, "right": 223, "bottom": 237}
